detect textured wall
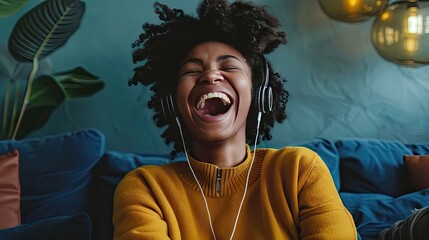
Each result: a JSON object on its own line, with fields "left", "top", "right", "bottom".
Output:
{"left": 1, "top": 0, "right": 428, "bottom": 152}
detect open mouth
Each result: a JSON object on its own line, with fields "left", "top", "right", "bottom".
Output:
{"left": 195, "top": 92, "right": 232, "bottom": 116}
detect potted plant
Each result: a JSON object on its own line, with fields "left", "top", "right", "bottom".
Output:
{"left": 0, "top": 0, "right": 104, "bottom": 140}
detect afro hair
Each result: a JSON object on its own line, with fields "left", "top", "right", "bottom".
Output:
{"left": 129, "top": 0, "right": 288, "bottom": 157}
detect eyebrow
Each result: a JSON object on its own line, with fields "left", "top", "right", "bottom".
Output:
{"left": 181, "top": 55, "right": 242, "bottom": 67}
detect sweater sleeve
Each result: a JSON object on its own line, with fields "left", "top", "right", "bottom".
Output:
{"left": 298, "top": 154, "right": 358, "bottom": 240}
{"left": 112, "top": 169, "right": 170, "bottom": 240}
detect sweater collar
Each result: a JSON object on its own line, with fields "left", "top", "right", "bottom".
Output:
{"left": 177, "top": 145, "right": 265, "bottom": 197}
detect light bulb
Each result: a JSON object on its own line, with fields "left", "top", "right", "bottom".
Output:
{"left": 344, "top": 0, "right": 363, "bottom": 12}
{"left": 371, "top": 1, "right": 429, "bottom": 66}
{"left": 319, "top": 0, "right": 388, "bottom": 22}
{"left": 406, "top": 7, "right": 423, "bottom": 34}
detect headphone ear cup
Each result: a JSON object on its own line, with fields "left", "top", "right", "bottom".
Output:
{"left": 265, "top": 86, "right": 273, "bottom": 112}
{"left": 256, "top": 85, "right": 273, "bottom": 114}
{"left": 160, "top": 94, "right": 177, "bottom": 124}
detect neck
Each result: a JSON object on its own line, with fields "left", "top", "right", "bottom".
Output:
{"left": 190, "top": 137, "right": 247, "bottom": 168}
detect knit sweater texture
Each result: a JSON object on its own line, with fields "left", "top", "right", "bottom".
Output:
{"left": 113, "top": 146, "right": 357, "bottom": 239}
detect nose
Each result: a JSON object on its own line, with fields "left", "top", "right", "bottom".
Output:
{"left": 198, "top": 70, "right": 223, "bottom": 84}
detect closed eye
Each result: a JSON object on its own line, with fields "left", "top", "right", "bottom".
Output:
{"left": 220, "top": 64, "right": 242, "bottom": 72}
{"left": 222, "top": 67, "right": 238, "bottom": 71}
{"left": 180, "top": 69, "right": 202, "bottom": 76}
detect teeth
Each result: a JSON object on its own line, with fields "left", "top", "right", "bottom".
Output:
{"left": 196, "top": 92, "right": 231, "bottom": 109}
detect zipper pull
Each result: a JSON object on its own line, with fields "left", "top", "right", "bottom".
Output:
{"left": 216, "top": 168, "right": 222, "bottom": 193}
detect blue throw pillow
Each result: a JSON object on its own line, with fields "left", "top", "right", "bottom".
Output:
{"left": 341, "top": 190, "right": 429, "bottom": 240}
{"left": 0, "top": 129, "right": 105, "bottom": 223}
{"left": 0, "top": 212, "right": 91, "bottom": 240}
{"left": 336, "top": 139, "right": 429, "bottom": 197}
{"left": 89, "top": 151, "right": 184, "bottom": 240}
{"left": 293, "top": 138, "right": 341, "bottom": 191}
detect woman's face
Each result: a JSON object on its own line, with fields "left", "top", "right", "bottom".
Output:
{"left": 176, "top": 41, "right": 252, "bottom": 143}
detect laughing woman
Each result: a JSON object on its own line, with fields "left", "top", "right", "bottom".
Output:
{"left": 113, "top": 0, "right": 358, "bottom": 239}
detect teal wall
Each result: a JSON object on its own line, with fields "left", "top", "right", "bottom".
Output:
{"left": 1, "top": 0, "right": 429, "bottom": 153}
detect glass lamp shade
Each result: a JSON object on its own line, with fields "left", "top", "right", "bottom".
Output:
{"left": 372, "top": 1, "right": 429, "bottom": 66}
{"left": 319, "top": 0, "right": 388, "bottom": 22}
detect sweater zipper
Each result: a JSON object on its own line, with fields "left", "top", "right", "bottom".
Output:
{"left": 216, "top": 167, "right": 222, "bottom": 193}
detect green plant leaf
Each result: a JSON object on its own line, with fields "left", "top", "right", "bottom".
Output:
{"left": 29, "top": 75, "right": 66, "bottom": 106}
{"left": 54, "top": 67, "right": 105, "bottom": 98}
{"left": 0, "top": 0, "right": 28, "bottom": 18}
{"left": 14, "top": 67, "right": 104, "bottom": 139}
{"left": 14, "top": 106, "right": 57, "bottom": 139}
{"left": 14, "top": 74, "right": 66, "bottom": 139}
{"left": 7, "top": 0, "right": 85, "bottom": 62}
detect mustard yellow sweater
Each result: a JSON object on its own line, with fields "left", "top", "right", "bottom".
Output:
{"left": 113, "top": 146, "right": 357, "bottom": 240}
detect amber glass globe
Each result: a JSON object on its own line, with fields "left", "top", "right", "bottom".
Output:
{"left": 372, "top": 1, "right": 429, "bottom": 66}
{"left": 319, "top": 0, "right": 388, "bottom": 22}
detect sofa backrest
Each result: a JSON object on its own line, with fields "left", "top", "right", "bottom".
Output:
{"left": 336, "top": 139, "right": 429, "bottom": 197}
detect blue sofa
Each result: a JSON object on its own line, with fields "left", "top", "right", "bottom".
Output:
{"left": 0, "top": 128, "right": 428, "bottom": 240}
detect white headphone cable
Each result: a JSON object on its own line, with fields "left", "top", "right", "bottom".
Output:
{"left": 175, "top": 111, "right": 262, "bottom": 240}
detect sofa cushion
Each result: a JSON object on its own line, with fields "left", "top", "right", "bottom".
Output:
{"left": 0, "top": 150, "right": 20, "bottom": 229}
{"left": 0, "top": 129, "right": 105, "bottom": 223}
{"left": 90, "top": 151, "right": 183, "bottom": 240}
{"left": 336, "top": 139, "right": 429, "bottom": 197}
{"left": 0, "top": 212, "right": 91, "bottom": 240}
{"left": 404, "top": 155, "right": 429, "bottom": 191}
{"left": 341, "top": 189, "right": 429, "bottom": 240}
{"left": 297, "top": 138, "right": 340, "bottom": 190}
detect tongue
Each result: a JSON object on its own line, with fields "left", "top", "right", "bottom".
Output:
{"left": 198, "top": 98, "right": 229, "bottom": 116}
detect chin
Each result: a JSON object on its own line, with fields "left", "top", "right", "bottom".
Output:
{"left": 191, "top": 126, "right": 246, "bottom": 145}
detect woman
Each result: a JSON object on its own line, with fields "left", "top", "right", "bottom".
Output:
{"left": 113, "top": 0, "right": 357, "bottom": 239}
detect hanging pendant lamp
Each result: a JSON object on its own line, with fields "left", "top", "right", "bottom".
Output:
{"left": 371, "top": 0, "right": 429, "bottom": 66}
{"left": 319, "top": 0, "right": 388, "bottom": 22}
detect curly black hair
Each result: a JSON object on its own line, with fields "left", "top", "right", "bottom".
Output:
{"left": 129, "top": 0, "right": 289, "bottom": 157}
